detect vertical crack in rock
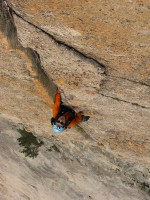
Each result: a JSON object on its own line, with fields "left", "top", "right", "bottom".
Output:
{"left": 7, "top": 3, "right": 106, "bottom": 74}
{"left": 0, "top": 0, "right": 57, "bottom": 104}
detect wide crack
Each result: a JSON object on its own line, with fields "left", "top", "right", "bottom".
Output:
{"left": 0, "top": 0, "right": 57, "bottom": 103}
{"left": 13, "top": 10, "right": 106, "bottom": 75}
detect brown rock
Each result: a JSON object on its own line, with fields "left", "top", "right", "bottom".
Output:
{"left": 0, "top": 1, "right": 150, "bottom": 199}
{"left": 8, "top": 0, "right": 150, "bottom": 85}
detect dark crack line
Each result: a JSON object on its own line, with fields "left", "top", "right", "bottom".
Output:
{"left": 11, "top": 10, "right": 106, "bottom": 74}
{"left": 13, "top": 10, "right": 150, "bottom": 89}
{"left": 99, "top": 93, "right": 150, "bottom": 110}
{"left": 7, "top": 3, "right": 150, "bottom": 89}
{"left": 107, "top": 74, "right": 150, "bottom": 88}
{"left": 12, "top": 10, "right": 150, "bottom": 110}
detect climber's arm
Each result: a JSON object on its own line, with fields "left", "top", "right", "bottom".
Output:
{"left": 67, "top": 113, "right": 82, "bottom": 128}
{"left": 53, "top": 91, "right": 61, "bottom": 118}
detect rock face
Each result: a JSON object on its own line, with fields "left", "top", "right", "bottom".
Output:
{"left": 1, "top": 114, "right": 148, "bottom": 200}
{"left": 7, "top": 0, "right": 150, "bottom": 85}
{"left": 0, "top": 0, "right": 150, "bottom": 199}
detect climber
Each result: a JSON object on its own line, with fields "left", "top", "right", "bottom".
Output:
{"left": 51, "top": 88, "right": 89, "bottom": 134}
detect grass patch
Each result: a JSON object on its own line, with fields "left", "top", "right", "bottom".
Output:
{"left": 17, "top": 129, "right": 44, "bottom": 158}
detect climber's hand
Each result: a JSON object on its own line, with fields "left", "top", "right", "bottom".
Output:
{"left": 57, "top": 87, "right": 60, "bottom": 93}
{"left": 57, "top": 87, "right": 64, "bottom": 94}
{"left": 73, "top": 107, "right": 82, "bottom": 114}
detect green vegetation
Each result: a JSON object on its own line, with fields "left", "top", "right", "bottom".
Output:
{"left": 17, "top": 129, "right": 44, "bottom": 158}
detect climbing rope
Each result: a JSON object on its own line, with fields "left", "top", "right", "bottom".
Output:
{"left": 2, "top": 0, "right": 16, "bottom": 28}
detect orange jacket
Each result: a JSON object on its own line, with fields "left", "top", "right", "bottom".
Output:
{"left": 53, "top": 92, "right": 82, "bottom": 128}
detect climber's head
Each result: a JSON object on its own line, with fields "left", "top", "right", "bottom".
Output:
{"left": 51, "top": 116, "right": 66, "bottom": 134}
{"left": 56, "top": 116, "right": 66, "bottom": 126}
{"left": 52, "top": 124, "right": 65, "bottom": 134}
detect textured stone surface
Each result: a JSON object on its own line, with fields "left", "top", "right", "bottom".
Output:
{"left": 0, "top": 113, "right": 148, "bottom": 200}
{"left": 7, "top": 0, "right": 150, "bottom": 85}
{"left": 0, "top": 31, "right": 53, "bottom": 136}
{"left": 12, "top": 6, "right": 150, "bottom": 166}
{"left": 0, "top": 0, "right": 150, "bottom": 199}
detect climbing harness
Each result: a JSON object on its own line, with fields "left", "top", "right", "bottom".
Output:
{"left": 2, "top": 0, "right": 16, "bottom": 28}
